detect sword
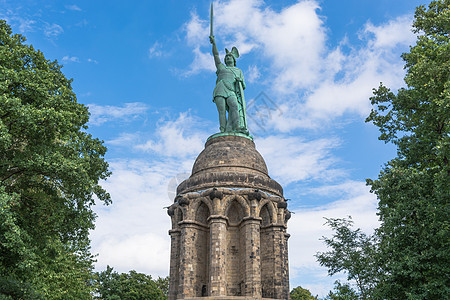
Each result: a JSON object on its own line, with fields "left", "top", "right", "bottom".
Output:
{"left": 237, "top": 81, "right": 248, "bottom": 130}
{"left": 210, "top": 2, "right": 214, "bottom": 38}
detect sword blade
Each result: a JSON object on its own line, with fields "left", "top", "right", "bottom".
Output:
{"left": 210, "top": 2, "right": 213, "bottom": 37}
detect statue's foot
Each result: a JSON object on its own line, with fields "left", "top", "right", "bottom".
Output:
{"left": 237, "top": 127, "right": 249, "bottom": 135}
{"left": 220, "top": 126, "right": 226, "bottom": 133}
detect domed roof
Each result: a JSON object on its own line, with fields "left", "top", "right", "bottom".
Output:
{"left": 177, "top": 135, "right": 282, "bottom": 196}
{"left": 192, "top": 135, "right": 268, "bottom": 176}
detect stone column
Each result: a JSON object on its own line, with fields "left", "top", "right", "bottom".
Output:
{"left": 178, "top": 222, "right": 197, "bottom": 298}
{"left": 271, "top": 224, "right": 287, "bottom": 299}
{"left": 168, "top": 229, "right": 180, "bottom": 300}
{"left": 283, "top": 232, "right": 291, "bottom": 300}
{"left": 242, "top": 216, "right": 262, "bottom": 297}
{"left": 208, "top": 215, "right": 228, "bottom": 296}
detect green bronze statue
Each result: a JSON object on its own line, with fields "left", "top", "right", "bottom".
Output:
{"left": 209, "top": 3, "right": 249, "bottom": 135}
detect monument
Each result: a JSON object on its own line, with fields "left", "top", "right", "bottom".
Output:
{"left": 166, "top": 4, "right": 290, "bottom": 299}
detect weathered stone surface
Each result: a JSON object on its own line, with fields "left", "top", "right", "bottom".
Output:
{"left": 177, "top": 135, "right": 283, "bottom": 197}
{"left": 193, "top": 136, "right": 268, "bottom": 176}
{"left": 168, "top": 136, "right": 290, "bottom": 299}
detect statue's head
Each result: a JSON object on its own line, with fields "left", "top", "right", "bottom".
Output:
{"left": 224, "top": 53, "right": 236, "bottom": 66}
{"left": 225, "top": 47, "right": 239, "bottom": 67}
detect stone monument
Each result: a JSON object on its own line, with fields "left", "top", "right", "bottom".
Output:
{"left": 166, "top": 4, "right": 290, "bottom": 299}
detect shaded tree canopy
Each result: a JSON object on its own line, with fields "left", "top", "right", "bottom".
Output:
{"left": 0, "top": 19, "right": 110, "bottom": 298}
{"left": 366, "top": 0, "right": 449, "bottom": 298}
{"left": 316, "top": 217, "right": 377, "bottom": 299}
{"left": 94, "top": 266, "right": 168, "bottom": 300}
{"left": 290, "top": 286, "right": 318, "bottom": 300}
{"left": 324, "top": 281, "right": 359, "bottom": 300}
{"left": 317, "top": 1, "right": 449, "bottom": 299}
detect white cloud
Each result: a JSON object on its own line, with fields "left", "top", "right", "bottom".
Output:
{"left": 264, "top": 15, "right": 413, "bottom": 132}
{"left": 184, "top": 46, "right": 216, "bottom": 76}
{"left": 246, "top": 65, "right": 261, "bottom": 83}
{"left": 76, "top": 19, "right": 89, "bottom": 27}
{"left": 185, "top": 0, "right": 326, "bottom": 88}
{"left": 87, "top": 58, "right": 98, "bottom": 64}
{"left": 185, "top": 11, "right": 209, "bottom": 47}
{"left": 62, "top": 55, "right": 79, "bottom": 63}
{"left": 17, "top": 18, "right": 36, "bottom": 33}
{"left": 66, "top": 4, "right": 82, "bottom": 11}
{"left": 364, "top": 15, "right": 415, "bottom": 49}
{"left": 95, "top": 233, "right": 170, "bottom": 276}
{"left": 88, "top": 102, "right": 150, "bottom": 126}
{"left": 0, "top": 12, "right": 36, "bottom": 33}
{"left": 135, "top": 112, "right": 206, "bottom": 158}
{"left": 107, "top": 133, "right": 140, "bottom": 146}
{"left": 256, "top": 135, "right": 344, "bottom": 185}
{"left": 91, "top": 112, "right": 211, "bottom": 274}
{"left": 91, "top": 159, "right": 185, "bottom": 276}
{"left": 184, "top": 0, "right": 414, "bottom": 131}
{"left": 44, "top": 23, "right": 63, "bottom": 37}
{"left": 148, "top": 41, "right": 163, "bottom": 58}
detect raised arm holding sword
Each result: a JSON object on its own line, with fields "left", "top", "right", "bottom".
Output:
{"left": 209, "top": 3, "right": 249, "bottom": 135}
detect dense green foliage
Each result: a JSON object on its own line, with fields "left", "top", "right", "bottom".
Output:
{"left": 324, "top": 281, "right": 359, "bottom": 300}
{"left": 290, "top": 286, "right": 318, "bottom": 300}
{"left": 316, "top": 218, "right": 377, "bottom": 299}
{"left": 366, "top": 0, "right": 449, "bottom": 298}
{"left": 94, "top": 266, "right": 168, "bottom": 300}
{"left": 0, "top": 19, "right": 110, "bottom": 298}
{"left": 317, "top": 1, "right": 449, "bottom": 299}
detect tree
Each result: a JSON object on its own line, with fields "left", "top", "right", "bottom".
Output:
{"left": 290, "top": 286, "right": 318, "bottom": 300}
{"left": 324, "top": 281, "right": 359, "bottom": 300}
{"left": 155, "top": 276, "right": 170, "bottom": 298}
{"left": 366, "top": 0, "right": 449, "bottom": 298}
{"left": 0, "top": 19, "right": 110, "bottom": 298}
{"left": 94, "top": 266, "right": 168, "bottom": 300}
{"left": 315, "top": 218, "right": 378, "bottom": 299}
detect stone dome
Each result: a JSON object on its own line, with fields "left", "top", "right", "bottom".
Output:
{"left": 177, "top": 135, "right": 283, "bottom": 196}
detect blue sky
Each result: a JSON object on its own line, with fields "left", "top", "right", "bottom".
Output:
{"left": 2, "top": 0, "right": 428, "bottom": 296}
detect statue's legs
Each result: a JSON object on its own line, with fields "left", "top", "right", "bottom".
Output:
{"left": 226, "top": 95, "right": 239, "bottom": 131}
{"left": 214, "top": 96, "right": 227, "bottom": 132}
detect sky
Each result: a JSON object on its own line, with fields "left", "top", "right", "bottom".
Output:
{"left": 1, "top": 0, "right": 429, "bottom": 297}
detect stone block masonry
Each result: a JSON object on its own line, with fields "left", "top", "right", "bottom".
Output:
{"left": 167, "top": 135, "right": 290, "bottom": 299}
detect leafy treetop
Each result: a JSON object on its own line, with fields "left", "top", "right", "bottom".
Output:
{"left": 0, "top": 19, "right": 110, "bottom": 298}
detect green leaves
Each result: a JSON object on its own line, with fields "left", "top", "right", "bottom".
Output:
{"left": 321, "top": 2, "right": 449, "bottom": 298}
{"left": 325, "top": 281, "right": 359, "bottom": 300}
{"left": 290, "top": 286, "right": 318, "bottom": 300}
{"left": 93, "top": 267, "right": 168, "bottom": 300}
{"left": 0, "top": 19, "right": 110, "bottom": 298}
{"left": 316, "top": 217, "right": 378, "bottom": 299}
{"left": 364, "top": 1, "right": 450, "bottom": 298}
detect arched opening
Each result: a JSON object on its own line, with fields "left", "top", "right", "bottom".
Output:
{"left": 195, "top": 200, "right": 210, "bottom": 224}
{"left": 260, "top": 204, "right": 274, "bottom": 298}
{"left": 194, "top": 200, "right": 210, "bottom": 297}
{"left": 260, "top": 204, "right": 271, "bottom": 226}
{"left": 226, "top": 200, "right": 245, "bottom": 296}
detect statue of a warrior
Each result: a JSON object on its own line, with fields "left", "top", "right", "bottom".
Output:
{"left": 209, "top": 4, "right": 248, "bottom": 135}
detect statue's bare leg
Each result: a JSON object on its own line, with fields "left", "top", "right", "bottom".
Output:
{"left": 214, "top": 96, "right": 227, "bottom": 132}
{"left": 226, "top": 95, "right": 239, "bottom": 131}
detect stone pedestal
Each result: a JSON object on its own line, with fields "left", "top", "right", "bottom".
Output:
{"left": 167, "top": 135, "right": 290, "bottom": 299}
